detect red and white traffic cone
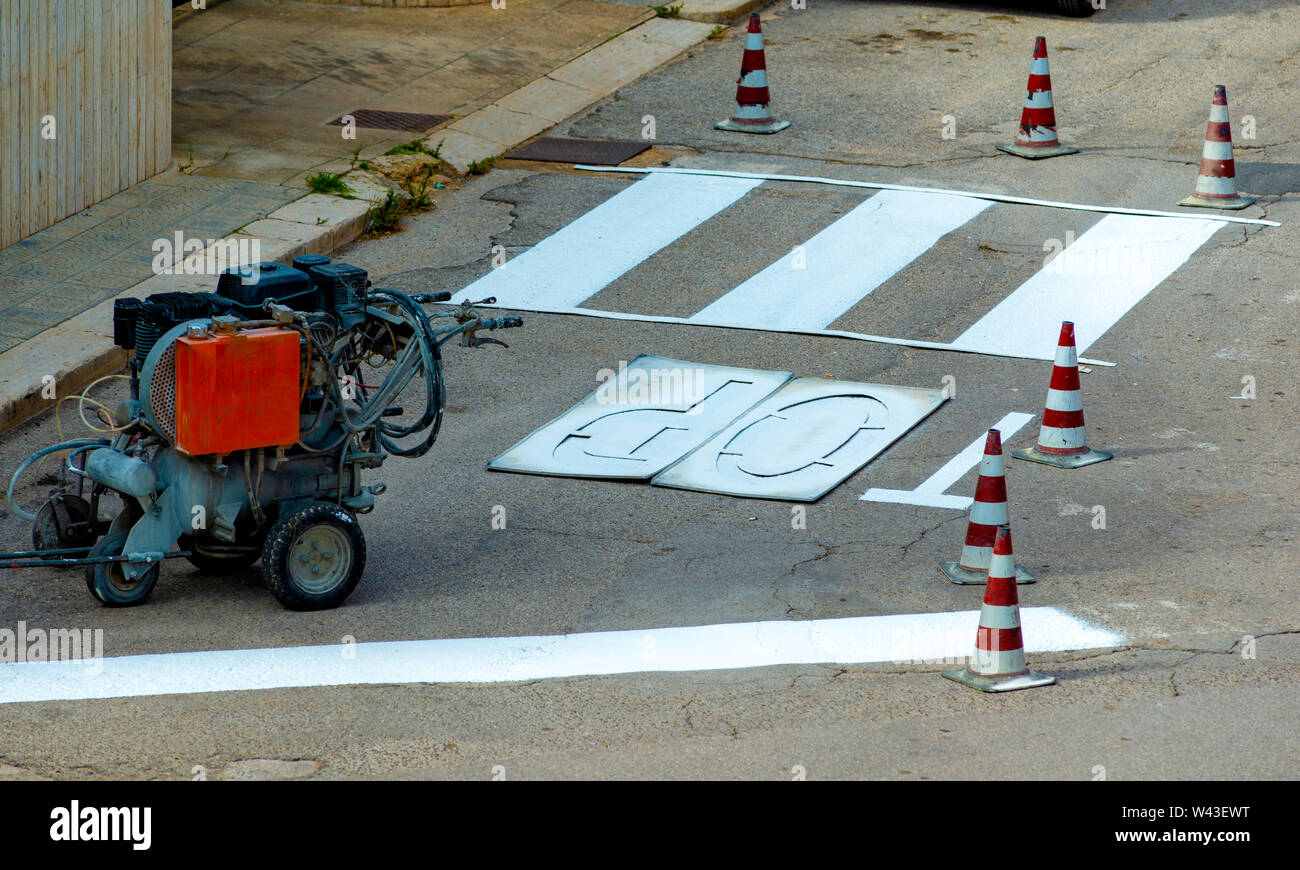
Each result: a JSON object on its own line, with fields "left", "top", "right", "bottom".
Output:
{"left": 715, "top": 14, "right": 790, "bottom": 135}
{"left": 940, "top": 428, "right": 1035, "bottom": 585}
{"left": 943, "top": 525, "right": 1056, "bottom": 693}
{"left": 1179, "top": 85, "right": 1255, "bottom": 210}
{"left": 996, "top": 36, "right": 1078, "bottom": 159}
{"left": 1013, "top": 321, "right": 1112, "bottom": 469}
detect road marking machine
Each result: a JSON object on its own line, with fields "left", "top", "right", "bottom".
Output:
{"left": 4, "top": 256, "right": 521, "bottom": 609}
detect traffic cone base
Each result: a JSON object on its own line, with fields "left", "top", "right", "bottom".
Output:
{"left": 939, "top": 560, "right": 1036, "bottom": 585}
{"left": 942, "top": 667, "right": 1057, "bottom": 693}
{"left": 995, "top": 142, "right": 1079, "bottom": 160}
{"left": 714, "top": 117, "right": 791, "bottom": 135}
{"left": 1179, "top": 192, "right": 1255, "bottom": 210}
{"left": 1012, "top": 445, "right": 1113, "bottom": 469}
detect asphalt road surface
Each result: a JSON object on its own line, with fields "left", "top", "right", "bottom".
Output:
{"left": 1, "top": 0, "right": 1298, "bottom": 780}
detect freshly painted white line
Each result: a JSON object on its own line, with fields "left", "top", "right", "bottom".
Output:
{"left": 862, "top": 412, "right": 1036, "bottom": 509}
{"left": 476, "top": 301, "right": 1117, "bottom": 366}
{"left": 574, "top": 164, "right": 1280, "bottom": 227}
{"left": 690, "top": 190, "right": 992, "bottom": 330}
{"left": 0, "top": 608, "right": 1121, "bottom": 704}
{"left": 955, "top": 214, "right": 1223, "bottom": 359}
{"left": 459, "top": 172, "right": 761, "bottom": 310}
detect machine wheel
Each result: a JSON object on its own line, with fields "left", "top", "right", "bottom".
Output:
{"left": 261, "top": 502, "right": 365, "bottom": 611}
{"left": 85, "top": 531, "right": 159, "bottom": 607}
{"left": 1055, "top": 0, "right": 1097, "bottom": 15}
{"left": 33, "top": 493, "right": 97, "bottom": 556}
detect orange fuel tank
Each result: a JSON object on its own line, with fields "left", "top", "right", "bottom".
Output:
{"left": 173, "top": 326, "right": 301, "bottom": 456}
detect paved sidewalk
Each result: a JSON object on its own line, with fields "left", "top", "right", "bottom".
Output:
{"left": 0, "top": 174, "right": 298, "bottom": 354}
{"left": 173, "top": 0, "right": 651, "bottom": 184}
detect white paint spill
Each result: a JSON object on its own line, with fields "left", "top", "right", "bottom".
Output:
{"left": 459, "top": 172, "right": 761, "bottom": 309}
{"left": 0, "top": 608, "right": 1122, "bottom": 704}
{"left": 861, "top": 412, "right": 1035, "bottom": 509}
{"left": 955, "top": 214, "right": 1224, "bottom": 359}
{"left": 690, "top": 190, "right": 992, "bottom": 330}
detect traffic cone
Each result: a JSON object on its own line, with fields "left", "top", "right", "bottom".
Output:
{"left": 943, "top": 525, "right": 1056, "bottom": 693}
{"left": 939, "top": 429, "right": 1035, "bottom": 585}
{"left": 996, "top": 36, "right": 1078, "bottom": 159}
{"left": 1013, "top": 321, "right": 1112, "bottom": 469}
{"left": 714, "top": 14, "right": 790, "bottom": 135}
{"left": 1179, "top": 85, "right": 1255, "bottom": 210}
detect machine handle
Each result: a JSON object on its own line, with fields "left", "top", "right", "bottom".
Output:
{"left": 412, "top": 291, "right": 453, "bottom": 304}
{"left": 482, "top": 317, "right": 523, "bottom": 330}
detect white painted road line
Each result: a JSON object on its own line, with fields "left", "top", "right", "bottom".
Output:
{"left": 478, "top": 299, "right": 1117, "bottom": 366}
{"left": 458, "top": 172, "right": 761, "bottom": 310}
{"left": 0, "top": 609, "right": 1121, "bottom": 704}
{"left": 954, "top": 214, "right": 1224, "bottom": 359}
{"left": 576, "top": 164, "right": 1280, "bottom": 227}
{"left": 690, "top": 190, "right": 993, "bottom": 330}
{"left": 861, "top": 412, "right": 1036, "bottom": 510}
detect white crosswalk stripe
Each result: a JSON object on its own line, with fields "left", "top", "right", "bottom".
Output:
{"left": 954, "top": 213, "right": 1224, "bottom": 358}
{"left": 689, "top": 189, "right": 992, "bottom": 330}
{"left": 460, "top": 172, "right": 761, "bottom": 310}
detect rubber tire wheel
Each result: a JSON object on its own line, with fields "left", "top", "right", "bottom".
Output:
{"left": 180, "top": 535, "right": 263, "bottom": 573}
{"left": 85, "top": 531, "right": 159, "bottom": 607}
{"left": 33, "top": 494, "right": 96, "bottom": 557}
{"left": 261, "top": 502, "right": 365, "bottom": 611}
{"left": 1056, "top": 0, "right": 1097, "bottom": 15}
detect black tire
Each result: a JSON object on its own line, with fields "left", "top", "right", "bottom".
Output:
{"left": 1056, "top": 0, "right": 1097, "bottom": 15}
{"left": 85, "top": 531, "right": 159, "bottom": 607}
{"left": 261, "top": 502, "right": 365, "bottom": 611}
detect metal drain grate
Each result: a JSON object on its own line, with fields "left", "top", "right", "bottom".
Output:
{"left": 505, "top": 137, "right": 650, "bottom": 165}
{"left": 327, "top": 110, "right": 452, "bottom": 133}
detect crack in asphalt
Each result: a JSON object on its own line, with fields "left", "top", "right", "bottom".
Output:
{"left": 1097, "top": 54, "right": 1170, "bottom": 94}
{"left": 898, "top": 514, "right": 966, "bottom": 561}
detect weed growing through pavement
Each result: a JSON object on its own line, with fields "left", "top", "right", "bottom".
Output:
{"left": 368, "top": 189, "right": 404, "bottom": 232}
{"left": 404, "top": 164, "right": 438, "bottom": 210}
{"left": 467, "top": 157, "right": 496, "bottom": 175}
{"left": 384, "top": 138, "right": 444, "bottom": 160}
{"left": 707, "top": 25, "right": 727, "bottom": 39}
{"left": 307, "top": 171, "right": 355, "bottom": 198}
{"left": 648, "top": 3, "right": 682, "bottom": 17}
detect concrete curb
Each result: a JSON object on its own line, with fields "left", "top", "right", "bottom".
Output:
{"left": 0, "top": 192, "right": 370, "bottom": 434}
{"left": 438, "top": 16, "right": 716, "bottom": 174}
{"left": 679, "top": 0, "right": 768, "bottom": 25}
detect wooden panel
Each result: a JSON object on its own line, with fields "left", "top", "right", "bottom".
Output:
{"left": 0, "top": 0, "right": 172, "bottom": 249}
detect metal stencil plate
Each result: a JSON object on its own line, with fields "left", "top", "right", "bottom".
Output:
{"left": 652, "top": 379, "right": 948, "bottom": 502}
{"left": 487, "top": 355, "right": 792, "bottom": 480}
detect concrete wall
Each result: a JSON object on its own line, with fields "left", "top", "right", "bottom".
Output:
{"left": 0, "top": 0, "right": 172, "bottom": 249}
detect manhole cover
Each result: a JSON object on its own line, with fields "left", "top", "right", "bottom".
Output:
{"left": 506, "top": 137, "right": 650, "bottom": 165}
{"left": 327, "top": 110, "right": 452, "bottom": 133}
